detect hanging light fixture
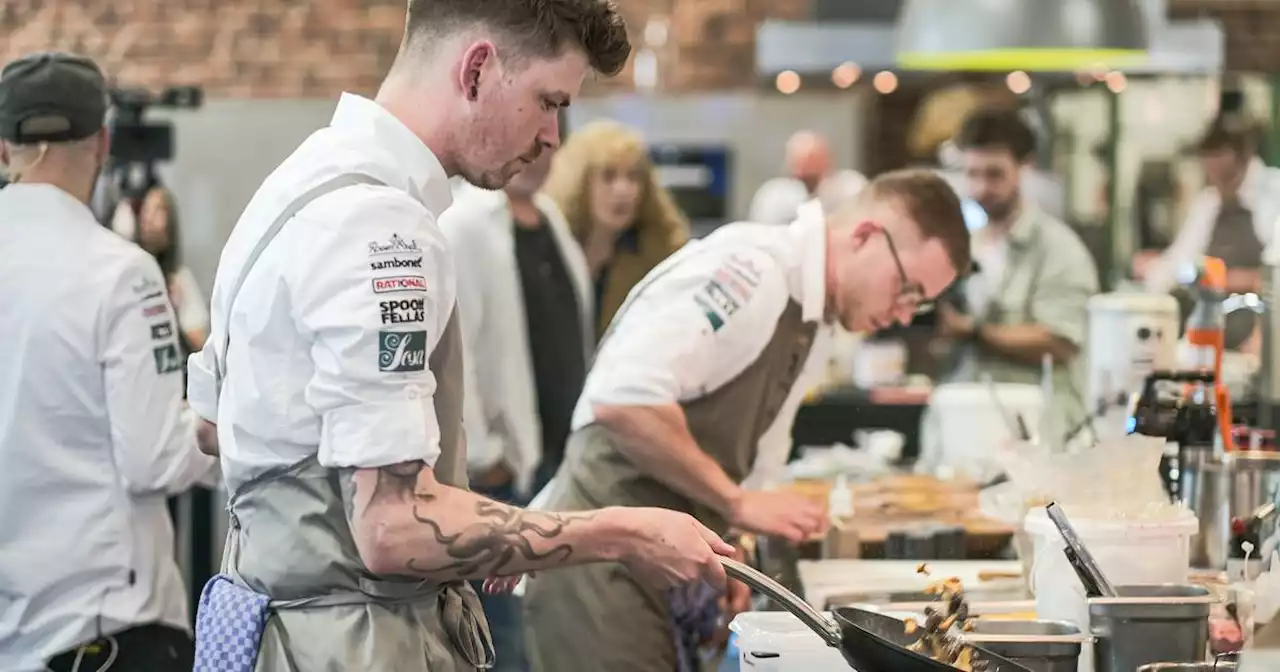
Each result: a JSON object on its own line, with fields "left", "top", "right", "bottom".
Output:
{"left": 895, "top": 0, "right": 1149, "bottom": 71}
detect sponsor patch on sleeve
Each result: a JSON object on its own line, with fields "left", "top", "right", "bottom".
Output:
{"left": 150, "top": 321, "right": 174, "bottom": 340}
{"left": 379, "top": 298, "right": 425, "bottom": 325}
{"left": 142, "top": 302, "right": 169, "bottom": 318}
{"left": 152, "top": 343, "right": 183, "bottom": 374}
{"left": 367, "top": 233, "right": 422, "bottom": 256}
{"left": 378, "top": 330, "right": 428, "bottom": 372}
{"left": 372, "top": 275, "right": 427, "bottom": 294}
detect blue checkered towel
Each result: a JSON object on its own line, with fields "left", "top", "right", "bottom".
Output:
{"left": 194, "top": 574, "right": 271, "bottom": 672}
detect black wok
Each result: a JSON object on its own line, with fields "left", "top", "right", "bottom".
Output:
{"left": 722, "top": 558, "right": 1033, "bottom": 672}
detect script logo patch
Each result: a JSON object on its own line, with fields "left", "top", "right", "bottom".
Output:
{"left": 378, "top": 331, "right": 427, "bottom": 372}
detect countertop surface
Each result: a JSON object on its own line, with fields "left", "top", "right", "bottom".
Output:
{"left": 799, "top": 559, "right": 1027, "bottom": 610}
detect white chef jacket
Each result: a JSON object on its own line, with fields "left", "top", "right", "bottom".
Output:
{"left": 187, "top": 93, "right": 456, "bottom": 492}
{"left": 572, "top": 201, "right": 832, "bottom": 487}
{"left": 438, "top": 183, "right": 594, "bottom": 497}
{"left": 1145, "top": 157, "right": 1280, "bottom": 291}
{"left": 0, "top": 183, "right": 215, "bottom": 671}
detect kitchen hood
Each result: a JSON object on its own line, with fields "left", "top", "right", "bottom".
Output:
{"left": 896, "top": 0, "right": 1146, "bottom": 71}
{"left": 756, "top": 0, "right": 1223, "bottom": 76}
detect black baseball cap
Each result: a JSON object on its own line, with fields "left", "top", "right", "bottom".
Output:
{"left": 0, "top": 52, "right": 108, "bottom": 143}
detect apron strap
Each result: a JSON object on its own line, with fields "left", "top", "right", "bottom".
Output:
{"left": 213, "top": 173, "right": 387, "bottom": 398}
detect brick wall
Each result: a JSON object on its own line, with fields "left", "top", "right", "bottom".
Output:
{"left": 0, "top": 0, "right": 809, "bottom": 98}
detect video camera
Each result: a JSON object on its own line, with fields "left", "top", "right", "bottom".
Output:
{"left": 108, "top": 86, "right": 203, "bottom": 164}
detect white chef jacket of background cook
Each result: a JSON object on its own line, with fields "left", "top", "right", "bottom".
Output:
{"left": 186, "top": 93, "right": 456, "bottom": 492}
{"left": 571, "top": 202, "right": 832, "bottom": 488}
{"left": 0, "top": 184, "right": 215, "bottom": 671}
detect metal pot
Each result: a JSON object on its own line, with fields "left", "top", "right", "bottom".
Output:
{"left": 964, "top": 620, "right": 1090, "bottom": 672}
{"left": 1179, "top": 449, "right": 1280, "bottom": 569}
{"left": 1088, "top": 585, "right": 1214, "bottom": 672}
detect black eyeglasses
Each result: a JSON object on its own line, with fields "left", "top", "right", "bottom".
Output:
{"left": 882, "top": 230, "right": 934, "bottom": 315}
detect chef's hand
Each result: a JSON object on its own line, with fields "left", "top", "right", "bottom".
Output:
{"left": 730, "top": 490, "right": 827, "bottom": 544}
{"left": 937, "top": 303, "right": 976, "bottom": 340}
{"left": 617, "top": 508, "right": 734, "bottom": 589}
{"left": 482, "top": 573, "right": 533, "bottom": 594}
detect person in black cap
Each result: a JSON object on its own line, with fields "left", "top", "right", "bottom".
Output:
{"left": 0, "top": 51, "right": 216, "bottom": 672}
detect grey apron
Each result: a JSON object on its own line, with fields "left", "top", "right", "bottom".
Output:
{"left": 524, "top": 298, "right": 817, "bottom": 671}
{"left": 1205, "top": 198, "right": 1263, "bottom": 271}
{"left": 193, "top": 174, "right": 493, "bottom": 672}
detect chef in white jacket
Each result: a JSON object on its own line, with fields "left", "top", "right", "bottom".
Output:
{"left": 1141, "top": 115, "right": 1280, "bottom": 294}
{"left": 0, "top": 51, "right": 216, "bottom": 672}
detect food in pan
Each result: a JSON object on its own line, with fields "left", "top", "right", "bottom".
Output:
{"left": 905, "top": 568, "right": 987, "bottom": 671}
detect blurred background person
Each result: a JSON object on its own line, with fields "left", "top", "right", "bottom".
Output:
{"left": 931, "top": 108, "right": 1099, "bottom": 456}
{"left": 136, "top": 186, "right": 210, "bottom": 356}
{"left": 542, "top": 119, "right": 689, "bottom": 338}
{"left": 441, "top": 146, "right": 593, "bottom": 672}
{"left": 0, "top": 51, "right": 215, "bottom": 672}
{"left": 1137, "top": 114, "right": 1280, "bottom": 294}
{"left": 748, "top": 129, "right": 868, "bottom": 226}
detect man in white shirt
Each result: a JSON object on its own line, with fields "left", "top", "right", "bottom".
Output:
{"left": 748, "top": 130, "right": 868, "bottom": 225}
{"left": 1139, "top": 115, "right": 1280, "bottom": 294}
{"left": 440, "top": 148, "right": 593, "bottom": 670}
{"left": 186, "top": 2, "right": 732, "bottom": 670}
{"left": 0, "top": 52, "right": 216, "bottom": 672}
{"left": 525, "top": 169, "right": 972, "bottom": 670}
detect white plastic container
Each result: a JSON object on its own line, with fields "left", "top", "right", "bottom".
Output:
{"left": 923, "top": 382, "right": 1044, "bottom": 482}
{"left": 1085, "top": 292, "right": 1179, "bottom": 412}
{"left": 1024, "top": 507, "right": 1199, "bottom": 672}
{"left": 728, "top": 612, "right": 848, "bottom": 671}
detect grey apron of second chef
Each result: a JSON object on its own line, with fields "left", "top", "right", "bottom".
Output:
{"left": 192, "top": 174, "right": 493, "bottom": 672}
{"left": 524, "top": 298, "right": 817, "bottom": 671}
{"left": 1205, "top": 198, "right": 1263, "bottom": 271}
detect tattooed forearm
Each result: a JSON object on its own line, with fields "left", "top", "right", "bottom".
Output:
{"left": 341, "top": 461, "right": 602, "bottom": 581}
{"left": 405, "top": 499, "right": 594, "bottom": 579}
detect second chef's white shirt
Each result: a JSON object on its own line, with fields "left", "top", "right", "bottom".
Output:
{"left": 572, "top": 202, "right": 833, "bottom": 486}
{"left": 187, "top": 93, "right": 457, "bottom": 491}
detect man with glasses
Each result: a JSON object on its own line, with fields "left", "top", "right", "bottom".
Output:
{"left": 934, "top": 108, "right": 1098, "bottom": 454}
{"left": 523, "top": 169, "right": 971, "bottom": 671}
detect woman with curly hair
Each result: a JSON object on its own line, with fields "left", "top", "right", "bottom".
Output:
{"left": 542, "top": 119, "right": 689, "bottom": 338}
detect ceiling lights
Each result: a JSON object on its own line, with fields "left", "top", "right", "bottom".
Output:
{"left": 895, "top": 0, "right": 1149, "bottom": 71}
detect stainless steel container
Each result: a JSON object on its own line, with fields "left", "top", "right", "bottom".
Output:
{"left": 1088, "top": 585, "right": 1213, "bottom": 672}
{"left": 1180, "top": 449, "right": 1280, "bottom": 569}
{"left": 965, "top": 620, "right": 1088, "bottom": 672}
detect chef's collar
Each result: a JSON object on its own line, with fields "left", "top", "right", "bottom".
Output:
{"left": 788, "top": 199, "right": 827, "bottom": 322}
{"left": 329, "top": 93, "right": 452, "bottom": 214}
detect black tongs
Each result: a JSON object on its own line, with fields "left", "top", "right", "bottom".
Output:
{"left": 1045, "top": 502, "right": 1117, "bottom": 598}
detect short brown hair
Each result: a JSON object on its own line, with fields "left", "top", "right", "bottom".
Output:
{"left": 866, "top": 169, "right": 972, "bottom": 274}
{"left": 1196, "top": 114, "right": 1257, "bottom": 156}
{"left": 955, "top": 108, "right": 1036, "bottom": 162}
{"left": 405, "top": 0, "right": 631, "bottom": 76}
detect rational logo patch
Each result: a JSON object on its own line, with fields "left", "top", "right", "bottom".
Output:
{"left": 372, "top": 275, "right": 427, "bottom": 294}
{"left": 378, "top": 330, "right": 427, "bottom": 372}
{"left": 152, "top": 343, "right": 183, "bottom": 374}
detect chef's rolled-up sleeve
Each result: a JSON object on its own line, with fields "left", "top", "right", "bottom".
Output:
{"left": 1029, "top": 233, "right": 1099, "bottom": 347}
{"left": 582, "top": 246, "right": 790, "bottom": 408}
{"left": 291, "top": 190, "right": 451, "bottom": 470}
{"left": 102, "top": 256, "right": 214, "bottom": 495}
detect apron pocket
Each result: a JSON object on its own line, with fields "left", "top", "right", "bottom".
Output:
{"left": 194, "top": 574, "right": 271, "bottom": 672}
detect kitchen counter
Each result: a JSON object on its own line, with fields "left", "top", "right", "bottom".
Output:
{"left": 799, "top": 559, "right": 1028, "bottom": 611}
